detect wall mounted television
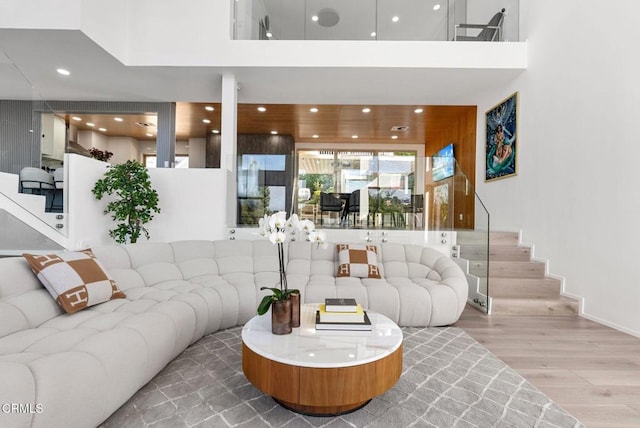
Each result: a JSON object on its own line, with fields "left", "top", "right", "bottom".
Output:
{"left": 432, "top": 143, "right": 455, "bottom": 181}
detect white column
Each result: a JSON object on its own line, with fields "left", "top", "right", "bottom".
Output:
{"left": 221, "top": 73, "right": 238, "bottom": 226}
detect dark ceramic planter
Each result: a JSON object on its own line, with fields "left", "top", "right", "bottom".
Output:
{"left": 271, "top": 299, "right": 292, "bottom": 335}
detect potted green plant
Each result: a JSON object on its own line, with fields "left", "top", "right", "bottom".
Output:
{"left": 257, "top": 211, "right": 326, "bottom": 334}
{"left": 92, "top": 160, "right": 161, "bottom": 244}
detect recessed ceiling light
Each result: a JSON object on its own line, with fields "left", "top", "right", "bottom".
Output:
{"left": 86, "top": 122, "right": 95, "bottom": 127}
{"left": 392, "top": 16, "right": 399, "bottom": 23}
{"left": 310, "top": 107, "right": 319, "bottom": 113}
{"left": 362, "top": 107, "right": 371, "bottom": 113}
{"left": 266, "top": 32, "right": 273, "bottom": 38}
{"left": 72, "top": 116, "right": 82, "bottom": 121}
{"left": 433, "top": 4, "right": 441, "bottom": 11}
{"left": 257, "top": 106, "right": 266, "bottom": 112}
{"left": 205, "top": 106, "right": 214, "bottom": 111}
{"left": 370, "top": 32, "right": 377, "bottom": 38}
{"left": 352, "top": 135, "right": 359, "bottom": 139}
{"left": 56, "top": 68, "right": 70, "bottom": 76}
{"left": 146, "top": 133, "right": 153, "bottom": 137}
{"left": 270, "top": 130, "right": 278, "bottom": 135}
{"left": 114, "top": 117, "right": 123, "bottom": 122}
{"left": 391, "top": 135, "right": 399, "bottom": 140}
{"left": 98, "top": 128, "right": 107, "bottom": 132}
{"left": 212, "top": 129, "right": 220, "bottom": 134}
{"left": 311, "top": 15, "right": 319, "bottom": 22}
{"left": 414, "top": 108, "right": 424, "bottom": 114}
{"left": 312, "top": 134, "right": 319, "bottom": 138}
{"left": 202, "top": 119, "right": 211, "bottom": 124}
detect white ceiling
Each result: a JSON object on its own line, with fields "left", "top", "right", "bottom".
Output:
{"left": 0, "top": 28, "right": 523, "bottom": 106}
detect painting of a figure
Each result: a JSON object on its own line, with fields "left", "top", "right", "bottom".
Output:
{"left": 486, "top": 92, "right": 518, "bottom": 181}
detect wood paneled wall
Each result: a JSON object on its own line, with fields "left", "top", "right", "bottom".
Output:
{"left": 425, "top": 106, "right": 477, "bottom": 230}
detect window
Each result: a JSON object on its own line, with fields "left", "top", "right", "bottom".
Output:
{"left": 143, "top": 155, "right": 189, "bottom": 168}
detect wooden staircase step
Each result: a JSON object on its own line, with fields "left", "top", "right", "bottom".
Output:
{"left": 469, "top": 260, "right": 546, "bottom": 278}
{"left": 460, "top": 244, "right": 532, "bottom": 262}
{"left": 457, "top": 229, "right": 579, "bottom": 318}
{"left": 456, "top": 230, "right": 519, "bottom": 246}
{"left": 488, "top": 277, "right": 562, "bottom": 299}
{"left": 491, "top": 296, "right": 579, "bottom": 316}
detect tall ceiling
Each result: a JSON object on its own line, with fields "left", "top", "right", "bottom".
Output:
{"left": 0, "top": 28, "right": 519, "bottom": 144}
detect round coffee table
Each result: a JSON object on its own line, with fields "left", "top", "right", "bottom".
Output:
{"left": 242, "top": 303, "right": 403, "bottom": 416}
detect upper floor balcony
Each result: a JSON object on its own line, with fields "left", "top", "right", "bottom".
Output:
{"left": 234, "top": 0, "right": 520, "bottom": 42}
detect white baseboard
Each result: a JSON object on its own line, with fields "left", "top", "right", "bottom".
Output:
{"left": 579, "top": 311, "right": 640, "bottom": 339}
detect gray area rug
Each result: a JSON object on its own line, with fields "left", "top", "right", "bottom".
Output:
{"left": 101, "top": 327, "right": 583, "bottom": 428}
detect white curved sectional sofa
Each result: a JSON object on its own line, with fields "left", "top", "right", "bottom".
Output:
{"left": 0, "top": 239, "right": 467, "bottom": 428}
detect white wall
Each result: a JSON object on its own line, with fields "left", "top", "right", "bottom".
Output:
{"left": 77, "top": 129, "right": 108, "bottom": 151}
{"left": 66, "top": 153, "right": 110, "bottom": 250}
{"left": 188, "top": 138, "right": 206, "bottom": 168}
{"left": 146, "top": 168, "right": 227, "bottom": 241}
{"left": 474, "top": 0, "right": 640, "bottom": 336}
{"left": 80, "top": 0, "right": 128, "bottom": 60}
{"left": 0, "top": 0, "right": 81, "bottom": 29}
{"left": 107, "top": 137, "right": 139, "bottom": 164}
{"left": 65, "top": 154, "right": 228, "bottom": 249}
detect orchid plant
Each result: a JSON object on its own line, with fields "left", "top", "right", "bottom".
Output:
{"left": 256, "top": 211, "right": 326, "bottom": 315}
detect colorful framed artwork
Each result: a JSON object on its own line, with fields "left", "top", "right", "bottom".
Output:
{"left": 486, "top": 92, "right": 518, "bottom": 181}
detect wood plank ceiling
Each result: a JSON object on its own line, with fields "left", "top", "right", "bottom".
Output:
{"left": 61, "top": 102, "right": 472, "bottom": 146}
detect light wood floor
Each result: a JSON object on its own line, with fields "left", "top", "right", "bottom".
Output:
{"left": 454, "top": 305, "right": 640, "bottom": 428}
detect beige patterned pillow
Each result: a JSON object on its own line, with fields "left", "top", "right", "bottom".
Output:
{"left": 23, "top": 250, "right": 126, "bottom": 314}
{"left": 336, "top": 244, "right": 382, "bottom": 279}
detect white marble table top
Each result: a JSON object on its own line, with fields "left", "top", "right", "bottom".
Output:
{"left": 241, "top": 303, "right": 403, "bottom": 368}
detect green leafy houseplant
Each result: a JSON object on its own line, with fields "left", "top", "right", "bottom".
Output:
{"left": 92, "top": 160, "right": 161, "bottom": 244}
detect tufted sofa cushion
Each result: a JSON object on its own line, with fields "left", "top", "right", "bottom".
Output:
{"left": 286, "top": 241, "right": 467, "bottom": 326}
{"left": 0, "top": 256, "right": 197, "bottom": 428}
{"left": 0, "top": 238, "right": 467, "bottom": 428}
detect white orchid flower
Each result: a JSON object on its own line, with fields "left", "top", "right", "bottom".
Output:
{"left": 286, "top": 213, "right": 300, "bottom": 231}
{"left": 298, "top": 219, "right": 315, "bottom": 233}
{"left": 308, "top": 230, "right": 327, "bottom": 248}
{"left": 269, "top": 230, "right": 287, "bottom": 244}
{"left": 258, "top": 215, "right": 270, "bottom": 233}
{"left": 269, "top": 211, "right": 287, "bottom": 231}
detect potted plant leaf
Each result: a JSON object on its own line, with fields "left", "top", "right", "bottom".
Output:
{"left": 92, "top": 160, "right": 161, "bottom": 244}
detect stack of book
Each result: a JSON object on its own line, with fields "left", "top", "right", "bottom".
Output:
{"left": 315, "top": 298, "right": 372, "bottom": 331}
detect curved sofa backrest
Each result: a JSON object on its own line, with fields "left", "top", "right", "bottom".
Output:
{"left": 0, "top": 257, "right": 64, "bottom": 339}
{"left": 0, "top": 239, "right": 466, "bottom": 337}
{"left": 91, "top": 239, "right": 281, "bottom": 290}
{"left": 286, "top": 240, "right": 452, "bottom": 281}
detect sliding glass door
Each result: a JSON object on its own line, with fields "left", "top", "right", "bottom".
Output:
{"left": 297, "top": 150, "right": 418, "bottom": 228}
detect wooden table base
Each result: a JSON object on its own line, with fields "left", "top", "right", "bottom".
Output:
{"left": 242, "top": 343, "right": 403, "bottom": 416}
